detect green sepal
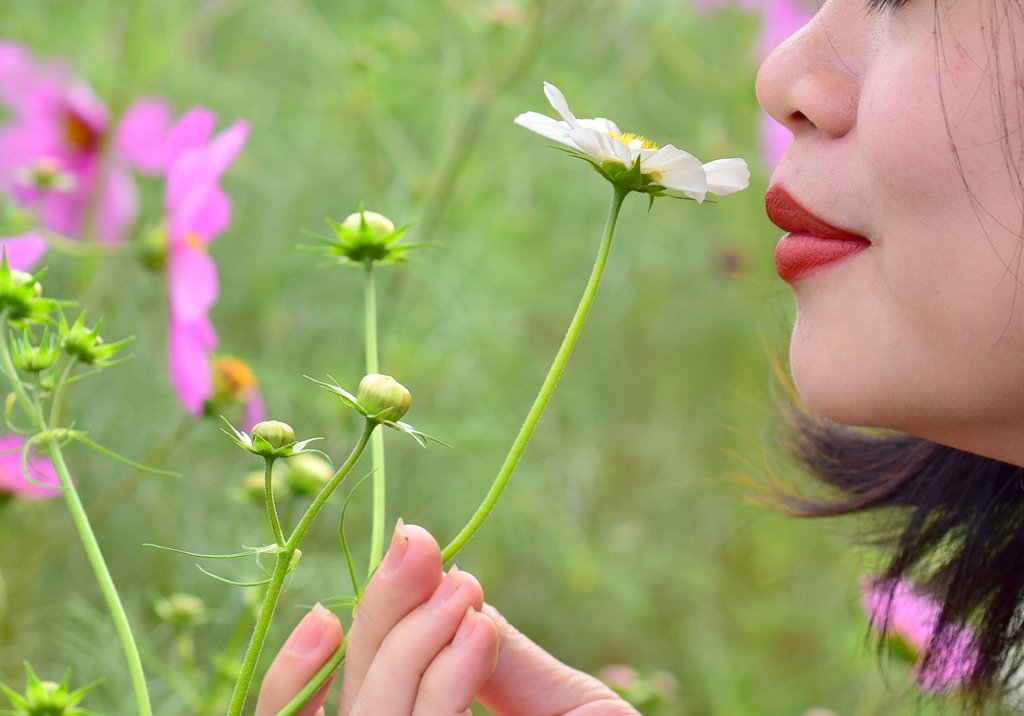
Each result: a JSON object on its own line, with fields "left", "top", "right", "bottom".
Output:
{"left": 59, "top": 310, "right": 134, "bottom": 366}
{"left": 221, "top": 417, "right": 322, "bottom": 459}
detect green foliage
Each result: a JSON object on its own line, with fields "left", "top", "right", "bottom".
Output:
{"left": 0, "top": 1, "right": 938, "bottom": 715}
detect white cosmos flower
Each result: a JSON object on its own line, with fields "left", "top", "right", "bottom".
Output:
{"left": 514, "top": 82, "right": 749, "bottom": 203}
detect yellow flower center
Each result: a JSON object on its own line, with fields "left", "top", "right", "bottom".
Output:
{"left": 605, "top": 131, "right": 659, "bottom": 150}
{"left": 213, "top": 355, "right": 258, "bottom": 403}
{"left": 184, "top": 231, "right": 207, "bottom": 253}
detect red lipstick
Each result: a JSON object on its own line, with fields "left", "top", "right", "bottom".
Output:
{"left": 766, "top": 185, "right": 870, "bottom": 283}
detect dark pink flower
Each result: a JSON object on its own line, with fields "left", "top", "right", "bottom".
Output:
{"left": 0, "top": 40, "right": 171, "bottom": 265}
{"left": 163, "top": 108, "right": 248, "bottom": 416}
{"left": 0, "top": 433, "right": 61, "bottom": 500}
{"left": 862, "top": 577, "right": 979, "bottom": 692}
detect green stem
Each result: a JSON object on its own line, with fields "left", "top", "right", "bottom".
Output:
{"left": 45, "top": 436, "right": 153, "bottom": 716}
{"left": 275, "top": 634, "right": 349, "bottom": 716}
{"left": 441, "top": 185, "right": 629, "bottom": 563}
{"left": 264, "top": 457, "right": 286, "bottom": 546}
{"left": 226, "top": 551, "right": 293, "bottom": 716}
{"left": 226, "top": 420, "right": 375, "bottom": 716}
{"left": 288, "top": 420, "right": 376, "bottom": 549}
{"left": 364, "top": 260, "right": 387, "bottom": 574}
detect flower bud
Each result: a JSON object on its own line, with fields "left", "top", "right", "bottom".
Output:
{"left": 154, "top": 593, "right": 207, "bottom": 627}
{"left": 285, "top": 454, "right": 333, "bottom": 495}
{"left": 251, "top": 420, "right": 295, "bottom": 450}
{"left": 10, "top": 271, "right": 41, "bottom": 296}
{"left": 241, "top": 469, "right": 288, "bottom": 503}
{"left": 357, "top": 374, "right": 412, "bottom": 421}
{"left": 341, "top": 210, "right": 394, "bottom": 238}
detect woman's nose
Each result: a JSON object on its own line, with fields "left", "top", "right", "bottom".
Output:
{"left": 755, "top": 12, "right": 860, "bottom": 141}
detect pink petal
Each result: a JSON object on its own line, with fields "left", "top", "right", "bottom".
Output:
{"left": 168, "top": 314, "right": 218, "bottom": 415}
{"left": 167, "top": 242, "right": 219, "bottom": 320}
{"left": 64, "top": 81, "right": 109, "bottom": 138}
{"left": 242, "top": 387, "right": 266, "bottom": 432}
{"left": 758, "top": 0, "right": 814, "bottom": 59}
{"left": 0, "top": 232, "right": 48, "bottom": 271}
{"left": 759, "top": 113, "right": 793, "bottom": 170}
{"left": 204, "top": 119, "right": 249, "bottom": 178}
{"left": 165, "top": 107, "right": 216, "bottom": 170}
{"left": 115, "top": 97, "right": 172, "bottom": 174}
{"left": 0, "top": 433, "right": 63, "bottom": 500}
{"left": 96, "top": 166, "right": 139, "bottom": 245}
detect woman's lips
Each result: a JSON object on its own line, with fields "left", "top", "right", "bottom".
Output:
{"left": 766, "top": 185, "right": 870, "bottom": 283}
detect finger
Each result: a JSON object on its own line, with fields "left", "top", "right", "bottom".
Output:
{"left": 339, "top": 521, "right": 444, "bottom": 714}
{"left": 477, "top": 605, "right": 639, "bottom": 716}
{"left": 411, "top": 606, "right": 499, "bottom": 716}
{"left": 348, "top": 567, "right": 485, "bottom": 716}
{"left": 255, "top": 604, "right": 343, "bottom": 716}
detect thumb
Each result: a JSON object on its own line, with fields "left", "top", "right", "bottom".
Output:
{"left": 255, "top": 603, "right": 344, "bottom": 716}
{"left": 477, "top": 604, "right": 640, "bottom": 716}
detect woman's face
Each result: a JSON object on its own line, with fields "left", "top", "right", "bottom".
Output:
{"left": 757, "top": 0, "right": 1024, "bottom": 464}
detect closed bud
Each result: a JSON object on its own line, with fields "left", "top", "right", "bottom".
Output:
{"left": 342, "top": 209, "right": 395, "bottom": 238}
{"left": 241, "top": 469, "right": 288, "bottom": 503}
{"left": 251, "top": 421, "right": 295, "bottom": 451}
{"left": 285, "top": 454, "right": 333, "bottom": 495}
{"left": 357, "top": 374, "right": 412, "bottom": 421}
{"left": 155, "top": 593, "right": 207, "bottom": 627}
{"left": 10, "top": 271, "right": 41, "bottom": 296}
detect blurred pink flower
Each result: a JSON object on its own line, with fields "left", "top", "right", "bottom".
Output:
{"left": 163, "top": 108, "right": 248, "bottom": 417}
{"left": 211, "top": 355, "right": 265, "bottom": 431}
{"left": 0, "top": 40, "right": 171, "bottom": 266}
{"left": 756, "top": 0, "right": 814, "bottom": 169}
{"left": 862, "top": 577, "right": 979, "bottom": 692}
{"left": 0, "top": 433, "right": 61, "bottom": 500}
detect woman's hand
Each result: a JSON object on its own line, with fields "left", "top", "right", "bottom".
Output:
{"left": 255, "top": 521, "right": 639, "bottom": 716}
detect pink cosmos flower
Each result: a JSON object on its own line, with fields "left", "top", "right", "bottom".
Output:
{"left": 163, "top": 108, "right": 248, "bottom": 418}
{"left": 0, "top": 40, "right": 171, "bottom": 267}
{"left": 862, "top": 577, "right": 979, "bottom": 692}
{"left": 0, "top": 433, "right": 61, "bottom": 500}
{"left": 755, "top": 0, "right": 814, "bottom": 168}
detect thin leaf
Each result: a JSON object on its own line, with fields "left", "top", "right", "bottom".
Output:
{"left": 195, "top": 564, "right": 272, "bottom": 587}
{"left": 340, "top": 471, "right": 374, "bottom": 598}
{"left": 73, "top": 435, "right": 180, "bottom": 477}
{"left": 143, "top": 544, "right": 260, "bottom": 559}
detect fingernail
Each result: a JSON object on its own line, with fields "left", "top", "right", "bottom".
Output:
{"left": 425, "top": 565, "right": 462, "bottom": 608}
{"left": 450, "top": 606, "right": 477, "bottom": 648}
{"left": 287, "top": 603, "right": 330, "bottom": 656}
{"left": 378, "top": 518, "right": 409, "bottom": 577}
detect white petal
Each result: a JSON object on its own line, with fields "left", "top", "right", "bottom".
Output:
{"left": 643, "top": 145, "right": 708, "bottom": 201}
{"left": 567, "top": 127, "right": 632, "bottom": 165}
{"left": 703, "top": 157, "right": 750, "bottom": 196}
{"left": 514, "top": 111, "right": 579, "bottom": 148}
{"left": 579, "top": 117, "right": 620, "bottom": 135}
{"left": 543, "top": 82, "right": 580, "bottom": 129}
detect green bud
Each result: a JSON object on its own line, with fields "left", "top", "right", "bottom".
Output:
{"left": 251, "top": 421, "right": 295, "bottom": 451}
{"left": 341, "top": 210, "right": 395, "bottom": 238}
{"left": 11, "top": 328, "right": 59, "bottom": 372}
{"left": 241, "top": 469, "right": 288, "bottom": 503}
{"left": 0, "top": 253, "right": 55, "bottom": 326}
{"left": 357, "top": 373, "right": 412, "bottom": 421}
{"left": 154, "top": 593, "right": 207, "bottom": 627}
{"left": 60, "top": 311, "right": 132, "bottom": 366}
{"left": 0, "top": 663, "right": 100, "bottom": 716}
{"left": 284, "top": 454, "right": 333, "bottom": 495}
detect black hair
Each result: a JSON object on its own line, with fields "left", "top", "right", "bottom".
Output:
{"left": 785, "top": 410, "right": 1024, "bottom": 707}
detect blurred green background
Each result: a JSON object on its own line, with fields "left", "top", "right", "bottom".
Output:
{"left": 0, "top": 1, "right": 938, "bottom": 714}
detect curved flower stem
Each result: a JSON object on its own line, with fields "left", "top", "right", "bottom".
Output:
{"left": 275, "top": 634, "right": 349, "bottom": 716}
{"left": 441, "top": 184, "right": 629, "bottom": 563}
{"left": 226, "top": 550, "right": 293, "bottom": 716}
{"left": 44, "top": 435, "right": 153, "bottom": 716}
{"left": 264, "top": 457, "right": 286, "bottom": 546}
{"left": 364, "top": 259, "right": 388, "bottom": 575}
{"left": 227, "top": 419, "right": 376, "bottom": 716}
